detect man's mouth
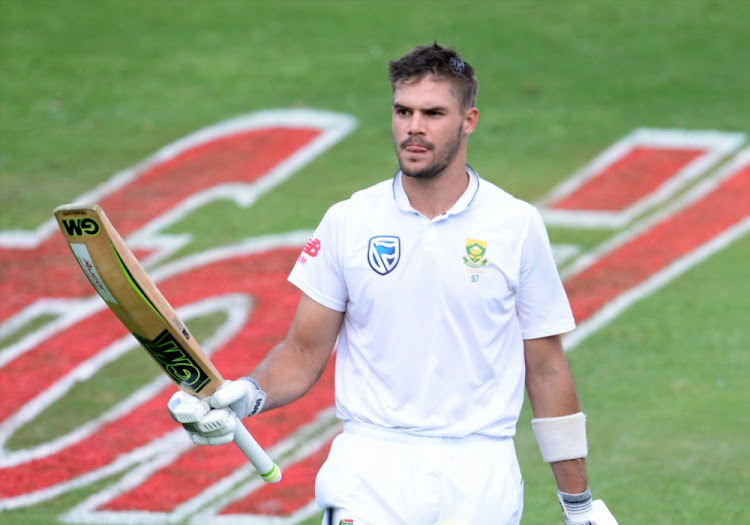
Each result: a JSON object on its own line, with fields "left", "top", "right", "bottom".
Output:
{"left": 402, "top": 140, "right": 431, "bottom": 153}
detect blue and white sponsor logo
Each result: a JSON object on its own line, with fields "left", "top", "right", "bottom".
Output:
{"left": 368, "top": 236, "right": 400, "bottom": 275}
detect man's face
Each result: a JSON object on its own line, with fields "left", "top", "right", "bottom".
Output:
{"left": 391, "top": 76, "right": 476, "bottom": 180}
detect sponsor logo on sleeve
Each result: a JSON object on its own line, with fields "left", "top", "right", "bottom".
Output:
{"left": 298, "top": 235, "right": 321, "bottom": 265}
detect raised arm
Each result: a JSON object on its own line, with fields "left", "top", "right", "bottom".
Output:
{"left": 167, "top": 294, "right": 343, "bottom": 447}
{"left": 250, "top": 292, "right": 345, "bottom": 410}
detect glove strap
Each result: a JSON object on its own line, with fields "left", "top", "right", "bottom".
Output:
{"left": 241, "top": 377, "right": 267, "bottom": 417}
{"left": 558, "top": 487, "right": 593, "bottom": 520}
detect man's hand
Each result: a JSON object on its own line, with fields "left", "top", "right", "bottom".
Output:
{"left": 559, "top": 489, "right": 618, "bottom": 525}
{"left": 167, "top": 377, "right": 267, "bottom": 446}
{"left": 211, "top": 377, "right": 267, "bottom": 418}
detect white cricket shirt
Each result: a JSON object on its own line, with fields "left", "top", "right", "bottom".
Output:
{"left": 288, "top": 167, "right": 575, "bottom": 438}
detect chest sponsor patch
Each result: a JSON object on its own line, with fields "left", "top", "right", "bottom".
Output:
{"left": 368, "top": 235, "right": 400, "bottom": 275}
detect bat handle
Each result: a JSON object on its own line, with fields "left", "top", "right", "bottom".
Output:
{"left": 232, "top": 415, "right": 282, "bottom": 483}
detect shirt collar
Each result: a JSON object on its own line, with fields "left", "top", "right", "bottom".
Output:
{"left": 392, "top": 165, "right": 480, "bottom": 217}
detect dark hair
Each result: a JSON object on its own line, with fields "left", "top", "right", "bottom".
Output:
{"left": 388, "top": 42, "right": 479, "bottom": 110}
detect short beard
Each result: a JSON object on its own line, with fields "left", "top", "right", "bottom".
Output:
{"left": 397, "top": 125, "right": 463, "bottom": 180}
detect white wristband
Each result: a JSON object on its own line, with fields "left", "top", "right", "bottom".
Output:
{"left": 532, "top": 412, "right": 588, "bottom": 463}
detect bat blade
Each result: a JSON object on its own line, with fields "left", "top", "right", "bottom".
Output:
{"left": 53, "top": 203, "right": 281, "bottom": 483}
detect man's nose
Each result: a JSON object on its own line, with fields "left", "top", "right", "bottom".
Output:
{"left": 407, "top": 113, "right": 426, "bottom": 135}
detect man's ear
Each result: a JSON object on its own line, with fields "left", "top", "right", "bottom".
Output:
{"left": 463, "top": 107, "right": 479, "bottom": 136}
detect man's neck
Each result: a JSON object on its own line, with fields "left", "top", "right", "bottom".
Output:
{"left": 401, "top": 165, "right": 470, "bottom": 219}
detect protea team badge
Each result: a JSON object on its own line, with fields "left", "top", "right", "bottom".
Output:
{"left": 368, "top": 235, "right": 400, "bottom": 275}
{"left": 463, "top": 238, "right": 488, "bottom": 268}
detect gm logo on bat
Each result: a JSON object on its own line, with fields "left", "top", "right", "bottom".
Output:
{"left": 60, "top": 217, "right": 101, "bottom": 236}
{"left": 135, "top": 330, "right": 212, "bottom": 393}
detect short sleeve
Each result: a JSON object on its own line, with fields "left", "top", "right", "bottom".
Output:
{"left": 287, "top": 203, "right": 348, "bottom": 312}
{"left": 516, "top": 208, "right": 576, "bottom": 339}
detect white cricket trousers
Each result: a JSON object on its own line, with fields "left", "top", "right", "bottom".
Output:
{"left": 316, "top": 421, "right": 524, "bottom": 525}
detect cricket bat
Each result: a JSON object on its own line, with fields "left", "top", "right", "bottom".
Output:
{"left": 53, "top": 203, "right": 281, "bottom": 483}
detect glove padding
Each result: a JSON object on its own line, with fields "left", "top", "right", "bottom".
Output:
{"left": 167, "top": 377, "right": 266, "bottom": 446}
{"left": 210, "top": 377, "right": 267, "bottom": 418}
{"left": 559, "top": 489, "right": 618, "bottom": 525}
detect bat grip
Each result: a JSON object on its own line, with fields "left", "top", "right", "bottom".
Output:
{"left": 232, "top": 415, "right": 282, "bottom": 483}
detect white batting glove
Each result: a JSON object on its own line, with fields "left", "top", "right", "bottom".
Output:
{"left": 167, "top": 378, "right": 266, "bottom": 446}
{"left": 559, "top": 489, "right": 618, "bottom": 525}
{"left": 209, "top": 377, "right": 267, "bottom": 418}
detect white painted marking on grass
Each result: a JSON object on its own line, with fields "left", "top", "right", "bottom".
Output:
{"left": 563, "top": 146, "right": 750, "bottom": 349}
{"left": 0, "top": 234, "right": 314, "bottom": 511}
{"left": 0, "top": 235, "right": 308, "bottom": 452}
{"left": 190, "top": 416, "right": 342, "bottom": 525}
{"left": 125, "top": 109, "right": 358, "bottom": 267}
{"left": 538, "top": 128, "right": 745, "bottom": 228}
{"left": 551, "top": 243, "right": 580, "bottom": 266}
{"left": 0, "top": 294, "right": 252, "bottom": 468}
{"left": 565, "top": 217, "right": 750, "bottom": 349}
{"left": 0, "top": 297, "right": 102, "bottom": 368}
{"left": 60, "top": 408, "right": 342, "bottom": 525}
{"left": 0, "top": 436, "right": 183, "bottom": 511}
{"left": 0, "top": 110, "right": 357, "bottom": 252}
{"left": 0, "top": 109, "right": 355, "bottom": 515}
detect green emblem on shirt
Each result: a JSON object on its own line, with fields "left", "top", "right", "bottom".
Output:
{"left": 463, "top": 238, "right": 488, "bottom": 268}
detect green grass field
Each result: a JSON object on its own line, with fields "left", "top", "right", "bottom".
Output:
{"left": 2, "top": 1, "right": 749, "bottom": 523}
